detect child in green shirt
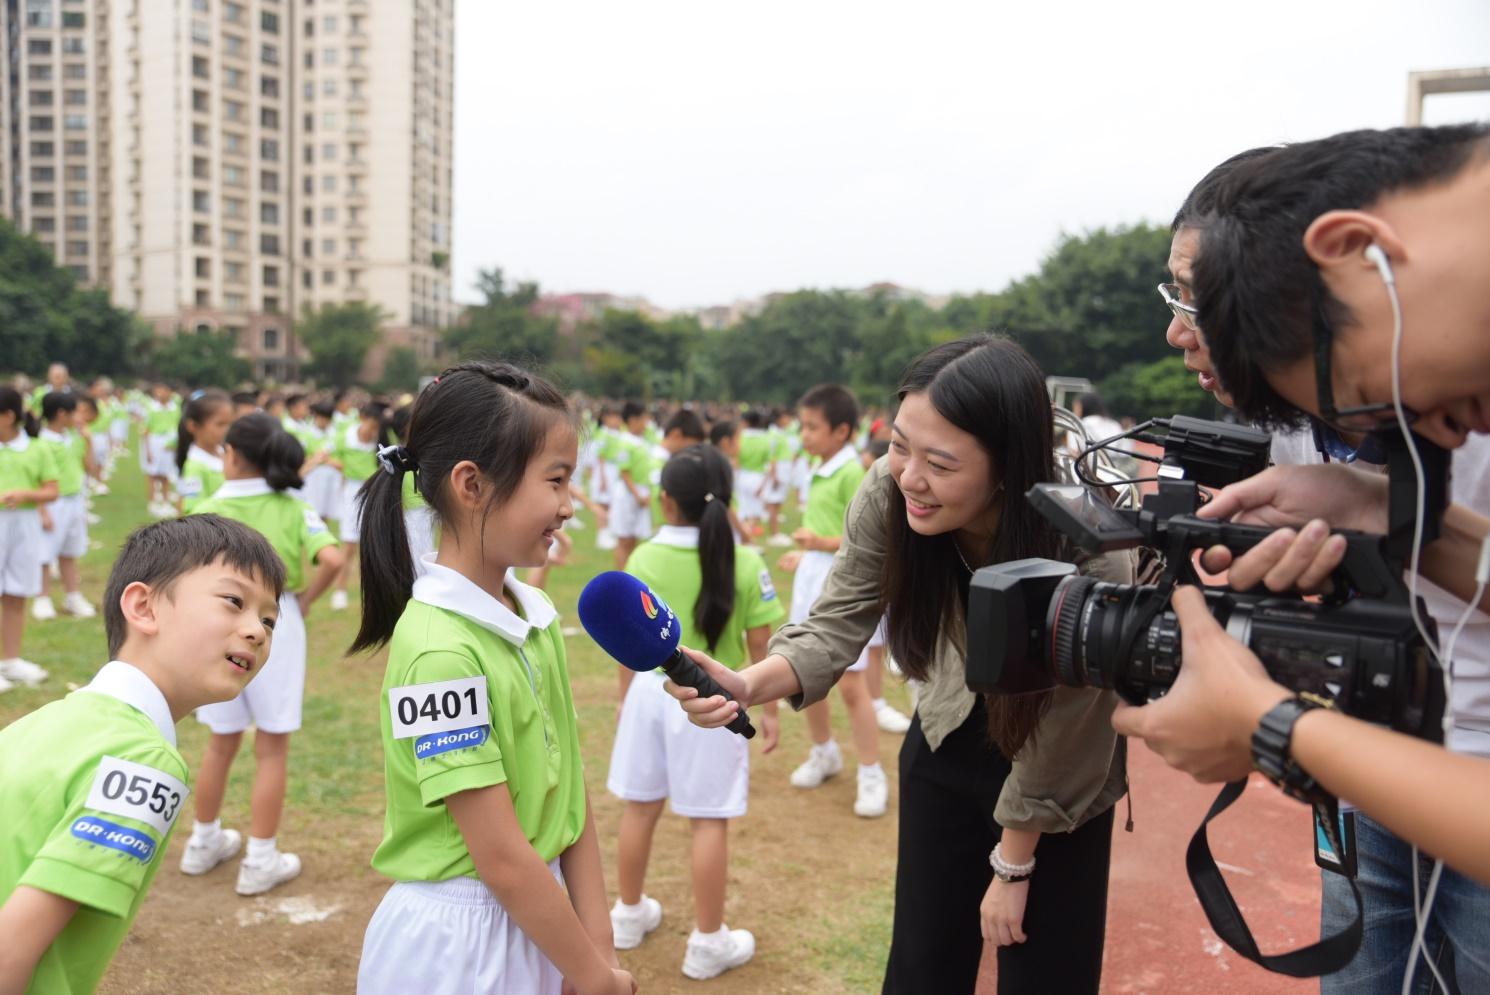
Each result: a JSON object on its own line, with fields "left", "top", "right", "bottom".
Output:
{"left": 0, "top": 514, "right": 285, "bottom": 994}
{"left": 173, "top": 390, "right": 232, "bottom": 516}
{"left": 33, "top": 392, "right": 95, "bottom": 623}
{"left": 0, "top": 387, "right": 59, "bottom": 691}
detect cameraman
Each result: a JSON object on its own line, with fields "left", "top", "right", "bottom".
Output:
{"left": 1163, "top": 140, "right": 1490, "bottom": 992}
{"left": 667, "top": 335, "right": 1135, "bottom": 994}
{"left": 1115, "top": 125, "right": 1490, "bottom": 890}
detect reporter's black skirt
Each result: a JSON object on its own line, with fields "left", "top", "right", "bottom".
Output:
{"left": 881, "top": 699, "right": 1114, "bottom": 995}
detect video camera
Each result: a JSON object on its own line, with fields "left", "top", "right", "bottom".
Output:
{"left": 965, "top": 415, "right": 1447, "bottom": 743}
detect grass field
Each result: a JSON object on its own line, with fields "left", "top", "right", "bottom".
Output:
{"left": 1, "top": 432, "right": 915, "bottom": 994}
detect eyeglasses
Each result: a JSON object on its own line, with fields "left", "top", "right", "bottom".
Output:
{"left": 1157, "top": 283, "right": 1199, "bottom": 331}
{"left": 1310, "top": 296, "right": 1417, "bottom": 432}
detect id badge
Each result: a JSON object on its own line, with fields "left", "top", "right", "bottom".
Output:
{"left": 1314, "top": 801, "right": 1357, "bottom": 878}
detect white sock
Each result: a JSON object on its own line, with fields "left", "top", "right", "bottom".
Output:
{"left": 813, "top": 740, "right": 839, "bottom": 758}
{"left": 191, "top": 819, "right": 221, "bottom": 841}
{"left": 245, "top": 835, "right": 277, "bottom": 864}
{"left": 859, "top": 763, "right": 884, "bottom": 779}
{"left": 871, "top": 697, "right": 888, "bottom": 711}
{"left": 619, "top": 897, "right": 646, "bottom": 910}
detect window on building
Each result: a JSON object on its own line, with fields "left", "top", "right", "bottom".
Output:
{"left": 224, "top": 229, "right": 246, "bottom": 250}
{"left": 303, "top": 50, "right": 314, "bottom": 69}
{"left": 68, "top": 265, "right": 88, "bottom": 281}
{"left": 261, "top": 75, "right": 279, "bottom": 98}
{"left": 30, "top": 141, "right": 55, "bottom": 157}
{"left": 66, "top": 240, "right": 87, "bottom": 257}
{"left": 263, "top": 265, "right": 280, "bottom": 287}
{"left": 260, "top": 138, "right": 279, "bottom": 161}
{"left": 225, "top": 261, "right": 245, "bottom": 283}
{"left": 63, "top": 114, "right": 86, "bottom": 130}
{"left": 261, "top": 9, "right": 278, "bottom": 32}
{"left": 322, "top": 112, "right": 338, "bottom": 130}
{"left": 64, "top": 189, "right": 87, "bottom": 206}
{"left": 302, "top": 239, "right": 312, "bottom": 258}
{"left": 195, "top": 257, "right": 211, "bottom": 279}
{"left": 64, "top": 89, "right": 86, "bottom": 106}
{"left": 61, "top": 10, "right": 84, "bottom": 28}
{"left": 28, "top": 64, "right": 53, "bottom": 81}
{"left": 32, "top": 192, "right": 55, "bottom": 207}
{"left": 224, "top": 67, "right": 245, "bottom": 91}
{"left": 303, "top": 176, "right": 314, "bottom": 194}
{"left": 191, "top": 19, "right": 210, "bottom": 43}
{"left": 28, "top": 39, "right": 52, "bottom": 55}
{"left": 224, "top": 197, "right": 245, "bottom": 219}
{"left": 224, "top": 131, "right": 245, "bottom": 154}
{"left": 322, "top": 47, "right": 338, "bottom": 65}
{"left": 260, "top": 233, "right": 280, "bottom": 254}
{"left": 61, "top": 37, "right": 85, "bottom": 54}
{"left": 264, "top": 296, "right": 281, "bottom": 313}
{"left": 63, "top": 63, "right": 86, "bottom": 80}
{"left": 303, "top": 145, "right": 313, "bottom": 164}
{"left": 193, "top": 189, "right": 210, "bottom": 213}
{"left": 322, "top": 79, "right": 338, "bottom": 97}
{"left": 65, "top": 164, "right": 86, "bottom": 182}
{"left": 192, "top": 224, "right": 210, "bottom": 245}
{"left": 33, "top": 216, "right": 56, "bottom": 233}
{"left": 303, "top": 17, "right": 314, "bottom": 38}
{"left": 322, "top": 269, "right": 335, "bottom": 286}
{"left": 321, "top": 206, "right": 337, "bottom": 223}
{"left": 260, "top": 202, "right": 279, "bottom": 225}
{"left": 223, "top": 1, "right": 244, "bottom": 24}
{"left": 261, "top": 43, "right": 278, "bottom": 66}
{"left": 193, "top": 89, "right": 210, "bottom": 113}
{"left": 320, "top": 143, "right": 336, "bottom": 160}
{"left": 302, "top": 82, "right": 314, "bottom": 102}
{"left": 192, "top": 56, "right": 210, "bottom": 79}
{"left": 224, "top": 34, "right": 245, "bottom": 57}
{"left": 323, "top": 15, "right": 338, "bottom": 32}
{"left": 260, "top": 169, "right": 279, "bottom": 193}
{"left": 29, "top": 90, "right": 53, "bottom": 107}
{"left": 263, "top": 327, "right": 280, "bottom": 351}
{"left": 65, "top": 216, "right": 88, "bottom": 232}
{"left": 321, "top": 175, "right": 337, "bottom": 193}
{"left": 192, "top": 124, "right": 209, "bottom": 146}
{"left": 225, "top": 293, "right": 245, "bottom": 313}
{"left": 261, "top": 107, "right": 280, "bottom": 128}
{"left": 302, "top": 270, "right": 312, "bottom": 289}
{"left": 226, "top": 100, "right": 247, "bottom": 123}
{"left": 223, "top": 165, "right": 245, "bottom": 187}
{"left": 347, "top": 239, "right": 360, "bottom": 258}
{"left": 302, "top": 207, "right": 313, "bottom": 225}
{"left": 31, "top": 166, "right": 56, "bottom": 183}
{"left": 321, "top": 239, "right": 336, "bottom": 255}
{"left": 192, "top": 156, "right": 210, "bottom": 180}
{"left": 64, "top": 140, "right": 86, "bottom": 156}
{"left": 348, "top": 269, "right": 362, "bottom": 288}
{"left": 195, "top": 290, "right": 211, "bottom": 307}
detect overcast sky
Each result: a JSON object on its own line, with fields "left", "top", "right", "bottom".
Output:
{"left": 450, "top": 0, "right": 1490, "bottom": 311}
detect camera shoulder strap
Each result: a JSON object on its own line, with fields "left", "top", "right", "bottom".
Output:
{"left": 1185, "top": 780, "right": 1363, "bottom": 977}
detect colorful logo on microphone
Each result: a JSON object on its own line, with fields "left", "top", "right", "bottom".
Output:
{"left": 640, "top": 591, "right": 659, "bottom": 620}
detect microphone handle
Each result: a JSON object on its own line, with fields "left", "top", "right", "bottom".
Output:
{"left": 660, "top": 650, "right": 756, "bottom": 739}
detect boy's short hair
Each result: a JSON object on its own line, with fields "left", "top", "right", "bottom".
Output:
{"left": 708, "top": 419, "right": 739, "bottom": 447}
{"left": 798, "top": 383, "right": 859, "bottom": 432}
{"left": 621, "top": 400, "right": 646, "bottom": 421}
{"left": 664, "top": 409, "right": 705, "bottom": 441}
{"left": 41, "top": 391, "right": 79, "bottom": 421}
{"left": 103, "top": 516, "right": 286, "bottom": 657}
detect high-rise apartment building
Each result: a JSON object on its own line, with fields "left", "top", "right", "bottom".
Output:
{"left": 0, "top": 0, "right": 453, "bottom": 382}
{"left": 0, "top": 0, "right": 111, "bottom": 286}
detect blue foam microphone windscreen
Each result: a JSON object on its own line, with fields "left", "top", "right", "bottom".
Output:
{"left": 578, "top": 571, "right": 755, "bottom": 738}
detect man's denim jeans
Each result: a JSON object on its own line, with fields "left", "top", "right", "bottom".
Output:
{"left": 1321, "top": 813, "right": 1490, "bottom": 995}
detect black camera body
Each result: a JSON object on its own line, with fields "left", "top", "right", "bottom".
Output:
{"left": 965, "top": 415, "right": 1448, "bottom": 743}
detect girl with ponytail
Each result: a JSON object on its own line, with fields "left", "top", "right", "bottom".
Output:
{"left": 350, "top": 361, "right": 634, "bottom": 995}
{"left": 603, "top": 443, "right": 784, "bottom": 980}
{"left": 181, "top": 413, "right": 344, "bottom": 897}
{"left": 174, "top": 389, "right": 232, "bottom": 514}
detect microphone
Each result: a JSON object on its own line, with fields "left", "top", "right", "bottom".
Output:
{"left": 578, "top": 571, "right": 755, "bottom": 739}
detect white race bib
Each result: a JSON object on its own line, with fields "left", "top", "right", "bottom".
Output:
{"left": 388, "top": 676, "right": 490, "bottom": 740}
{"left": 84, "top": 756, "right": 190, "bottom": 837}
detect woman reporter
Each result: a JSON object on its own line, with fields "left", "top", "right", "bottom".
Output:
{"left": 667, "top": 335, "right": 1134, "bottom": 994}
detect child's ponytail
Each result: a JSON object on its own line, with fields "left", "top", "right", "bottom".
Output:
{"left": 224, "top": 413, "right": 306, "bottom": 491}
{"left": 350, "top": 361, "right": 572, "bottom": 653}
{"left": 660, "top": 445, "right": 736, "bottom": 652}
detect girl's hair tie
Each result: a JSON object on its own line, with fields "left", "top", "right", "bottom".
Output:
{"left": 376, "top": 443, "right": 418, "bottom": 476}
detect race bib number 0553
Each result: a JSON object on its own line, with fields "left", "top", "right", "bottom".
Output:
{"left": 388, "top": 676, "right": 490, "bottom": 740}
{"left": 84, "top": 756, "right": 189, "bottom": 837}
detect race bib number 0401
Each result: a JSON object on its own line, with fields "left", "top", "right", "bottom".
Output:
{"left": 388, "top": 676, "right": 490, "bottom": 740}
{"left": 84, "top": 756, "right": 189, "bottom": 837}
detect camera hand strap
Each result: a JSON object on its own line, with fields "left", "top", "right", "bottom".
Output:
{"left": 1185, "top": 780, "right": 1363, "bottom": 977}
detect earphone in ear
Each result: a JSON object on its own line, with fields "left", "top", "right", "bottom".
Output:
{"left": 1365, "top": 242, "right": 1396, "bottom": 286}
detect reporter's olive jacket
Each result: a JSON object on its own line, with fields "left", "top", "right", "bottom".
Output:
{"left": 769, "top": 457, "right": 1134, "bottom": 833}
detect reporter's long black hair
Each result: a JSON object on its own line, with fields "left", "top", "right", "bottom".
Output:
{"left": 225, "top": 413, "right": 306, "bottom": 492}
{"left": 350, "top": 361, "right": 571, "bottom": 653}
{"left": 659, "top": 444, "right": 736, "bottom": 652}
{"left": 176, "top": 390, "right": 231, "bottom": 475}
{"left": 880, "top": 335, "right": 1062, "bottom": 758}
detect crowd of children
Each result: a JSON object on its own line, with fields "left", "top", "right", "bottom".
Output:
{"left": 0, "top": 359, "right": 913, "bottom": 992}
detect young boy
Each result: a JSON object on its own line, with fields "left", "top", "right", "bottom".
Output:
{"left": 0, "top": 515, "right": 284, "bottom": 994}
{"left": 777, "top": 384, "right": 886, "bottom": 817}
{"left": 141, "top": 383, "right": 180, "bottom": 518}
{"left": 34, "top": 392, "right": 96, "bottom": 622}
{"left": 609, "top": 400, "right": 655, "bottom": 569}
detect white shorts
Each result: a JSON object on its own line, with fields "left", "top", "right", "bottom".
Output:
{"left": 405, "top": 507, "right": 437, "bottom": 577}
{"left": 40, "top": 493, "right": 88, "bottom": 563}
{"left": 90, "top": 432, "right": 111, "bottom": 468}
{"left": 196, "top": 592, "right": 306, "bottom": 734}
{"left": 735, "top": 469, "right": 766, "bottom": 520}
{"left": 109, "top": 420, "right": 129, "bottom": 444}
{"left": 760, "top": 471, "right": 790, "bottom": 506}
{"left": 142, "top": 433, "right": 177, "bottom": 478}
{"left": 303, "top": 464, "right": 342, "bottom": 521}
{"left": 792, "top": 550, "right": 869, "bottom": 672}
{"left": 358, "top": 867, "right": 564, "bottom": 995}
{"left": 0, "top": 509, "right": 44, "bottom": 597}
{"left": 607, "top": 481, "right": 652, "bottom": 540}
{"left": 339, "top": 478, "right": 367, "bottom": 543}
{"left": 868, "top": 615, "right": 887, "bottom": 650}
{"left": 607, "top": 671, "right": 750, "bottom": 818}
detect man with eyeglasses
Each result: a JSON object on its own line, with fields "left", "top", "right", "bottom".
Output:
{"left": 1116, "top": 126, "right": 1490, "bottom": 900}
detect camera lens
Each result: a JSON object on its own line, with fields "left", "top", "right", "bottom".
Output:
{"left": 1045, "top": 577, "right": 1180, "bottom": 698}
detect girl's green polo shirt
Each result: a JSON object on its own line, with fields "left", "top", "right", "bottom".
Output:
{"left": 0, "top": 433, "right": 60, "bottom": 508}
{"left": 0, "top": 662, "right": 190, "bottom": 995}
{"left": 38, "top": 427, "right": 85, "bottom": 497}
{"left": 737, "top": 428, "right": 772, "bottom": 474}
{"left": 624, "top": 526, "right": 785, "bottom": 670}
{"left": 176, "top": 445, "right": 226, "bottom": 513}
{"left": 802, "top": 445, "right": 865, "bottom": 539}
{"left": 191, "top": 478, "right": 338, "bottom": 592}
{"left": 372, "top": 563, "right": 586, "bottom": 880}
{"left": 143, "top": 399, "right": 178, "bottom": 436}
{"left": 335, "top": 422, "right": 378, "bottom": 482}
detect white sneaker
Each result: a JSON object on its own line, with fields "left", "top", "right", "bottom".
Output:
{"left": 62, "top": 592, "right": 97, "bottom": 618}
{"left": 86, "top": 512, "right": 101, "bottom": 525}
{"left": 92, "top": 482, "right": 109, "bottom": 496}
{"left": 0, "top": 658, "right": 46, "bottom": 686}
{"left": 566, "top": 516, "right": 586, "bottom": 530}
{"left": 766, "top": 533, "right": 794, "bottom": 547}
{"left": 235, "top": 850, "right": 302, "bottom": 896}
{"left": 329, "top": 590, "right": 349, "bottom": 612}
{"left": 610, "top": 895, "right": 663, "bottom": 950}
{"left": 854, "top": 766, "right": 889, "bottom": 818}
{"left": 596, "top": 527, "right": 618, "bottom": 551}
{"left": 30, "top": 596, "right": 57, "bottom": 621}
{"left": 180, "top": 828, "right": 242, "bottom": 875}
{"left": 682, "top": 925, "right": 756, "bottom": 980}
{"left": 875, "top": 701, "right": 912, "bottom": 734}
{"left": 789, "top": 743, "right": 842, "bottom": 789}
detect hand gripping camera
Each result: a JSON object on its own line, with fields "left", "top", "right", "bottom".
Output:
{"left": 966, "top": 415, "right": 1446, "bottom": 743}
